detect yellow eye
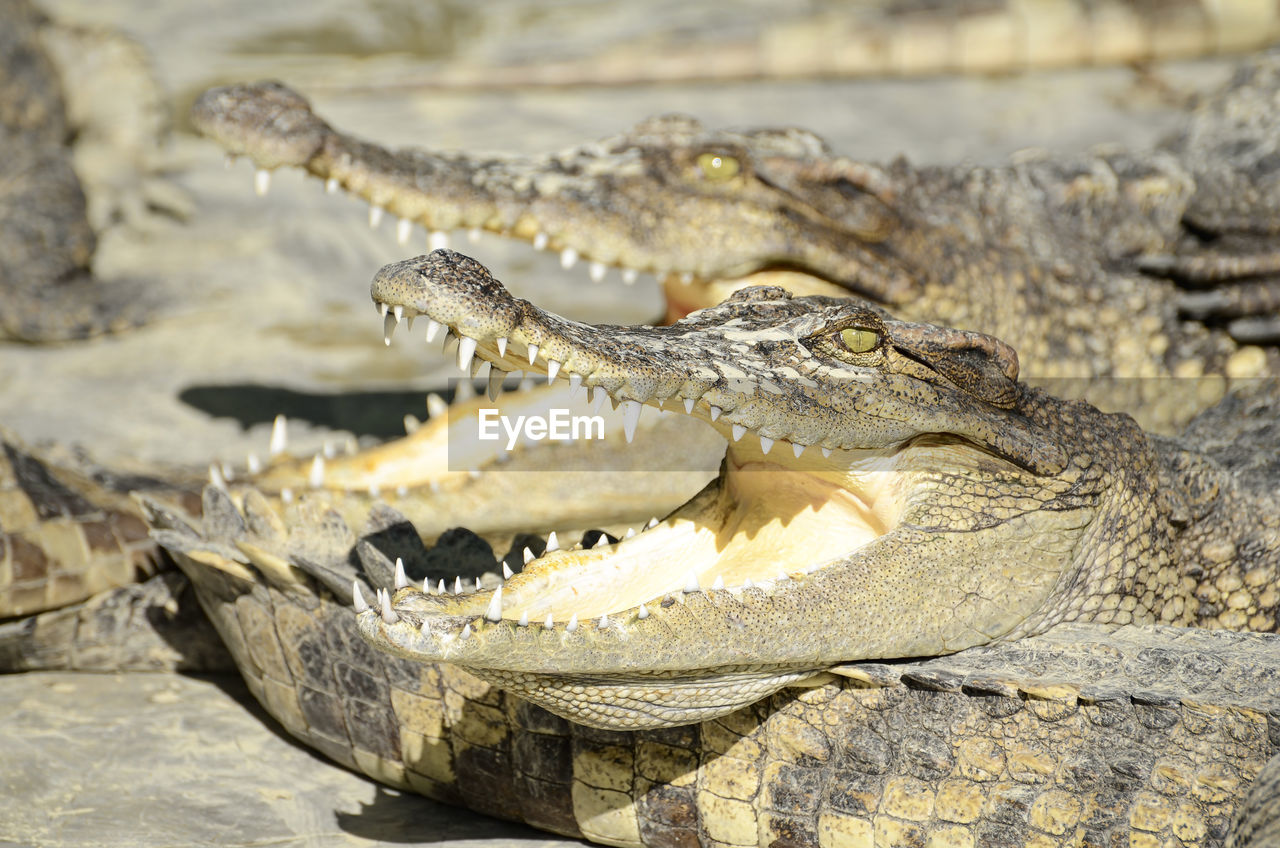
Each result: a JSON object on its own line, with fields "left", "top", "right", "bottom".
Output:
{"left": 839, "top": 327, "right": 880, "bottom": 354}
{"left": 697, "top": 152, "right": 740, "bottom": 181}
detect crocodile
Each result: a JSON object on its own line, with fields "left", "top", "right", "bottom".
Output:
{"left": 191, "top": 48, "right": 1280, "bottom": 410}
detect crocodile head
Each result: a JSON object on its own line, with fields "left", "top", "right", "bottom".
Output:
{"left": 191, "top": 82, "right": 916, "bottom": 315}
{"left": 356, "top": 251, "right": 1173, "bottom": 729}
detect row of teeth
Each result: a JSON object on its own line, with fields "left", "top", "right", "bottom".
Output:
{"left": 355, "top": 552, "right": 798, "bottom": 633}
{"left": 238, "top": 161, "right": 698, "bottom": 288}
{"left": 381, "top": 301, "right": 835, "bottom": 459}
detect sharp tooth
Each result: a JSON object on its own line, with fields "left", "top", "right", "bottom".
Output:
{"left": 475, "top": 577, "right": 482, "bottom": 592}
{"left": 522, "top": 547, "right": 535, "bottom": 564}
{"left": 308, "top": 454, "right": 325, "bottom": 488}
{"left": 793, "top": 442, "right": 805, "bottom": 458}
{"left": 207, "top": 464, "right": 227, "bottom": 490}
{"left": 426, "top": 393, "right": 448, "bottom": 418}
{"left": 680, "top": 272, "right": 693, "bottom": 285}
{"left": 712, "top": 576, "right": 725, "bottom": 591}
{"left": 424, "top": 319, "right": 443, "bottom": 344}
{"left": 344, "top": 436, "right": 358, "bottom": 455}
{"left": 496, "top": 336, "right": 508, "bottom": 358}
{"left": 488, "top": 365, "right": 505, "bottom": 400}
{"left": 394, "top": 558, "right": 408, "bottom": 589}
{"left": 467, "top": 228, "right": 481, "bottom": 243}
{"left": 743, "top": 577, "right": 755, "bottom": 589}
{"left": 456, "top": 336, "right": 477, "bottom": 371}
{"left": 470, "top": 355, "right": 486, "bottom": 378}
{"left": 624, "top": 528, "right": 635, "bottom": 539}
{"left": 589, "top": 261, "right": 606, "bottom": 282}
{"left": 527, "top": 343, "right": 539, "bottom": 365}
{"left": 393, "top": 305, "right": 404, "bottom": 323}
{"left": 246, "top": 452, "right": 261, "bottom": 474}
{"left": 453, "top": 577, "right": 463, "bottom": 595}
{"left": 683, "top": 398, "right": 695, "bottom": 414}
{"left": 709, "top": 406, "right": 722, "bottom": 421}
{"left": 280, "top": 487, "right": 293, "bottom": 504}
{"left": 268, "top": 416, "right": 288, "bottom": 457}
{"left": 544, "top": 613, "right": 554, "bottom": 629}
{"left": 379, "top": 301, "right": 389, "bottom": 319}
{"left": 560, "top": 247, "right": 578, "bottom": 269}
{"left": 598, "top": 614, "right": 609, "bottom": 628}
{"left": 396, "top": 485, "right": 408, "bottom": 498}
{"left": 321, "top": 441, "right": 336, "bottom": 460}
{"left": 429, "top": 230, "right": 450, "bottom": 251}
{"left": 545, "top": 531, "right": 560, "bottom": 552}
{"left": 533, "top": 232, "right": 548, "bottom": 251}
{"left": 383, "top": 313, "right": 397, "bottom": 345}
{"left": 683, "top": 570, "right": 700, "bottom": 593}
{"left": 566, "top": 613, "right": 579, "bottom": 632}
{"left": 455, "top": 379, "right": 476, "bottom": 402}
{"left": 406, "top": 315, "right": 415, "bottom": 332}
{"left": 593, "top": 535, "right": 609, "bottom": 549}
{"left": 502, "top": 562, "right": 514, "bottom": 580}
{"left": 396, "top": 218, "right": 412, "bottom": 245}
{"left": 460, "top": 623, "right": 472, "bottom": 640}
{"left": 369, "top": 206, "right": 384, "bottom": 228}
{"left": 622, "top": 268, "right": 638, "bottom": 285}
{"left": 776, "top": 572, "right": 789, "bottom": 582}
{"left": 325, "top": 177, "right": 339, "bottom": 194}
{"left": 353, "top": 582, "right": 369, "bottom": 613}
{"left": 646, "top": 517, "right": 658, "bottom": 529}
{"left": 568, "top": 373, "right": 583, "bottom": 397}
{"left": 732, "top": 424, "right": 746, "bottom": 441}
{"left": 380, "top": 590, "right": 399, "bottom": 623}
{"left": 437, "top": 579, "right": 446, "bottom": 594}
{"left": 254, "top": 168, "right": 271, "bottom": 196}
{"left": 759, "top": 436, "right": 774, "bottom": 454}
{"left": 590, "top": 387, "right": 607, "bottom": 414}
{"left": 637, "top": 604, "right": 649, "bottom": 619}
{"left": 518, "top": 611, "right": 529, "bottom": 626}
{"left": 404, "top": 414, "right": 421, "bottom": 434}
{"left": 621, "top": 400, "right": 642, "bottom": 443}
{"left": 821, "top": 447, "right": 832, "bottom": 458}
{"left": 485, "top": 586, "right": 503, "bottom": 622}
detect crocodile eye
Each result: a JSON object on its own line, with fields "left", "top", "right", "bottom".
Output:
{"left": 697, "top": 152, "right": 740, "bottom": 181}
{"left": 838, "top": 327, "right": 880, "bottom": 354}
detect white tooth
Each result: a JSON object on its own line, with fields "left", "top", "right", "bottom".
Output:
{"left": 269, "top": 414, "right": 288, "bottom": 457}
{"left": 379, "top": 301, "right": 389, "bottom": 319}
{"left": 589, "top": 261, "right": 606, "bottom": 283}
{"left": 406, "top": 315, "right": 415, "bottom": 333}
{"left": 776, "top": 572, "right": 789, "bottom": 581}
{"left": 394, "top": 558, "right": 408, "bottom": 589}
{"left": 522, "top": 547, "right": 535, "bottom": 564}
{"left": 460, "top": 623, "right": 472, "bottom": 640}
{"left": 325, "top": 177, "right": 339, "bottom": 194}
{"left": 353, "top": 582, "right": 369, "bottom": 613}
{"left": 456, "top": 336, "right": 477, "bottom": 371}
{"left": 322, "top": 441, "right": 337, "bottom": 459}
{"left": 467, "top": 228, "right": 482, "bottom": 243}
{"left": 590, "top": 387, "right": 607, "bottom": 414}
{"left": 254, "top": 168, "right": 271, "bottom": 196}
{"left": 308, "top": 454, "right": 325, "bottom": 488}
{"left": 732, "top": 424, "right": 746, "bottom": 441}
{"left": 622, "top": 268, "right": 638, "bottom": 285}
{"left": 533, "top": 232, "right": 549, "bottom": 251}
{"left": 383, "top": 313, "right": 397, "bottom": 345}
{"left": 344, "top": 436, "right": 358, "bottom": 455}
{"left": 598, "top": 614, "right": 609, "bottom": 628}
{"left": 621, "top": 400, "right": 642, "bottom": 443}
{"left": 545, "top": 531, "right": 560, "bottom": 552}
{"left": 593, "top": 535, "right": 609, "bottom": 549}
{"left": 683, "top": 571, "right": 700, "bottom": 593}
{"left": 424, "top": 319, "right": 442, "bottom": 344}
{"left": 437, "top": 579, "right": 446, "bottom": 594}
{"left": 680, "top": 272, "right": 693, "bottom": 285}
{"left": 369, "top": 206, "right": 384, "bottom": 228}
{"left": 455, "top": 378, "right": 476, "bottom": 402}
{"left": 546, "top": 360, "right": 561, "bottom": 383}
{"left": 544, "top": 613, "right": 554, "bottom": 629}
{"left": 502, "top": 562, "right": 514, "bottom": 580}
{"left": 560, "top": 247, "right": 578, "bottom": 269}
{"left": 485, "top": 586, "right": 503, "bottom": 622}
{"left": 246, "top": 452, "right": 261, "bottom": 474}
{"left": 488, "top": 365, "right": 505, "bottom": 401}
{"left": 568, "top": 373, "right": 583, "bottom": 397}
{"left": 646, "top": 517, "right": 659, "bottom": 529}
{"left": 759, "top": 436, "right": 774, "bottom": 454}
{"left": 468, "top": 469, "right": 481, "bottom": 479}
{"left": 709, "top": 406, "right": 722, "bottom": 421}
{"left": 475, "top": 577, "right": 482, "bottom": 592}
{"left": 280, "top": 487, "right": 293, "bottom": 504}
{"left": 712, "top": 576, "right": 725, "bottom": 591}
{"left": 624, "top": 528, "right": 635, "bottom": 539}
{"left": 453, "top": 577, "right": 463, "bottom": 595}
{"left": 821, "top": 447, "right": 832, "bottom": 458}
{"left": 429, "top": 230, "right": 450, "bottom": 251}
{"left": 380, "top": 590, "right": 399, "bottom": 623}
{"left": 396, "top": 485, "right": 408, "bottom": 498}
{"left": 518, "top": 611, "right": 529, "bottom": 626}
{"left": 527, "top": 343, "right": 539, "bottom": 365}
{"left": 683, "top": 398, "right": 695, "bottom": 414}
{"left": 566, "top": 613, "right": 579, "bottom": 632}
{"left": 743, "top": 577, "right": 755, "bottom": 589}
{"left": 637, "top": 604, "right": 649, "bottom": 619}
{"left": 793, "top": 443, "right": 805, "bottom": 458}
{"left": 496, "top": 337, "right": 508, "bottom": 358}
{"left": 396, "top": 217, "right": 412, "bottom": 245}
{"left": 393, "top": 304, "right": 404, "bottom": 323}
{"left": 404, "top": 414, "right": 421, "bottom": 434}
{"left": 426, "top": 393, "right": 448, "bottom": 418}
{"left": 207, "top": 464, "right": 226, "bottom": 490}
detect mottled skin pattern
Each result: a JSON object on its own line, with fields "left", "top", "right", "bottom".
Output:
{"left": 144, "top": 484, "right": 1280, "bottom": 848}
{"left": 191, "top": 52, "right": 1280, "bottom": 399}
{"left": 361, "top": 252, "right": 1278, "bottom": 730}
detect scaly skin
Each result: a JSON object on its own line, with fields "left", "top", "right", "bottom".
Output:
{"left": 360, "top": 251, "right": 1279, "bottom": 731}
{"left": 191, "top": 52, "right": 1280, "bottom": 395}
{"left": 143, "top": 426, "right": 1280, "bottom": 848}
